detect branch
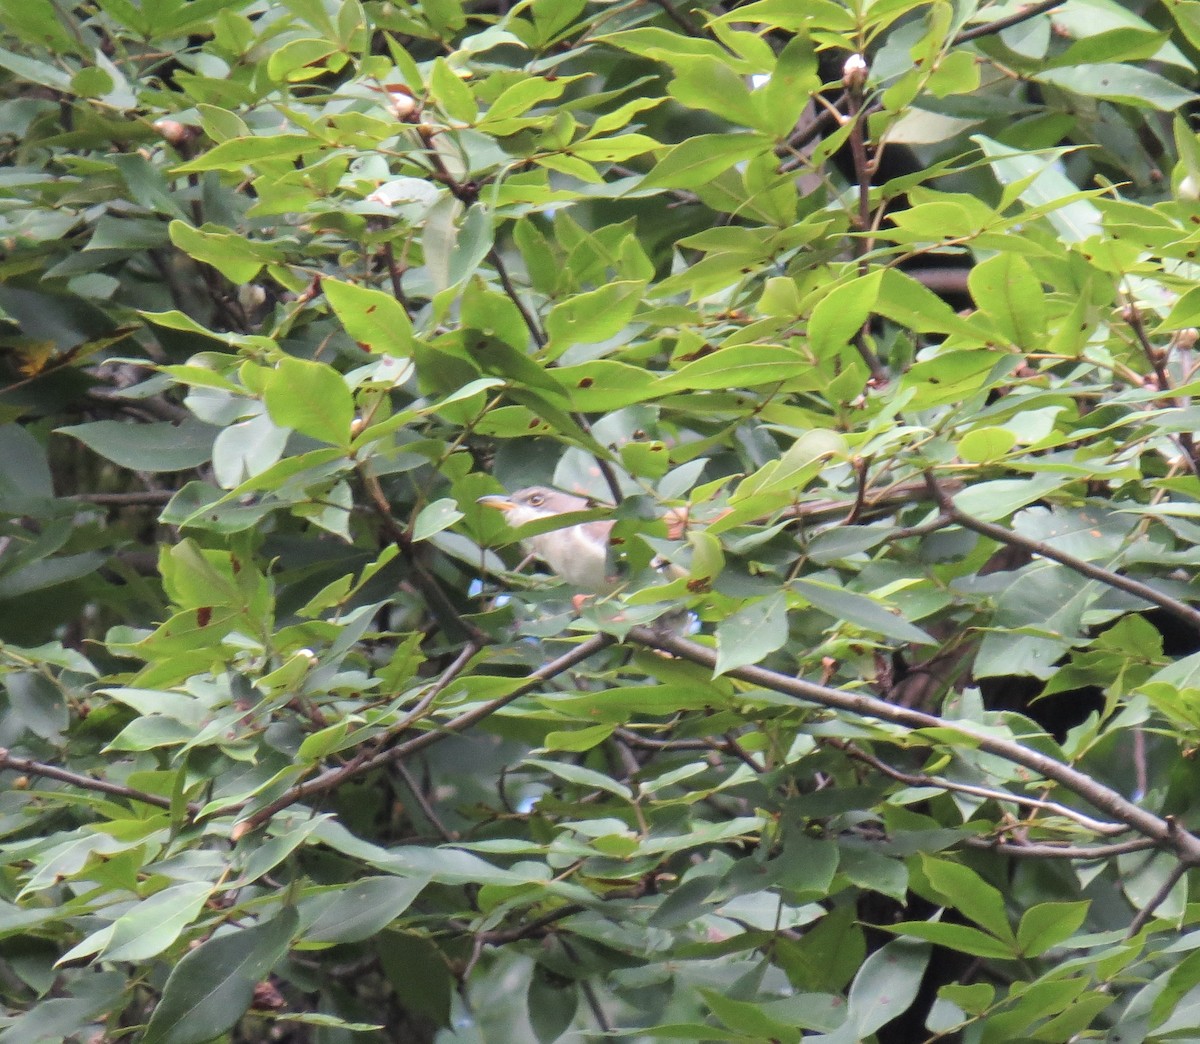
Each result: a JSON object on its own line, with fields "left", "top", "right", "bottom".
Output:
{"left": 1122, "top": 299, "right": 1200, "bottom": 477}
{"left": 1127, "top": 856, "right": 1188, "bottom": 936}
{"left": 953, "top": 0, "right": 1065, "bottom": 45}
{"left": 964, "top": 836, "right": 1156, "bottom": 859}
{"left": 623, "top": 627, "right": 1200, "bottom": 863}
{"left": 924, "top": 473, "right": 1200, "bottom": 637}
{"left": 827, "top": 739, "right": 1127, "bottom": 836}
{"left": 489, "top": 247, "right": 545, "bottom": 348}
{"left": 486, "top": 247, "right": 625, "bottom": 506}
{"left": 0, "top": 749, "right": 174, "bottom": 811}
{"left": 236, "top": 639, "right": 482, "bottom": 832}
{"left": 359, "top": 467, "right": 490, "bottom": 646}
{"left": 234, "top": 634, "right": 615, "bottom": 828}
{"left": 69, "top": 491, "right": 174, "bottom": 506}
{"left": 842, "top": 54, "right": 888, "bottom": 386}
{"left": 651, "top": 0, "right": 702, "bottom": 37}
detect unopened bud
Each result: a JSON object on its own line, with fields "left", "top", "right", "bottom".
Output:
{"left": 843, "top": 53, "right": 868, "bottom": 90}
{"left": 154, "top": 118, "right": 190, "bottom": 145}
{"left": 385, "top": 85, "right": 419, "bottom": 120}
{"left": 1173, "top": 328, "right": 1199, "bottom": 350}
{"left": 237, "top": 284, "right": 266, "bottom": 311}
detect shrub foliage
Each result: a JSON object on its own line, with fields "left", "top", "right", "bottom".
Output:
{"left": 4, "top": 0, "right": 1200, "bottom": 1040}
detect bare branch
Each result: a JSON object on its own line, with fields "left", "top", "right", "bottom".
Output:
{"left": 964, "top": 836, "right": 1157, "bottom": 859}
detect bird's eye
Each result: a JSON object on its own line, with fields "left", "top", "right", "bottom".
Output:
{"left": 529, "top": 494, "right": 544, "bottom": 506}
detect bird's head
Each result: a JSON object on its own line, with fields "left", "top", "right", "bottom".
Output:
{"left": 477, "top": 486, "right": 589, "bottom": 528}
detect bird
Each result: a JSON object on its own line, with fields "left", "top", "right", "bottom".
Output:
{"left": 477, "top": 486, "right": 617, "bottom": 593}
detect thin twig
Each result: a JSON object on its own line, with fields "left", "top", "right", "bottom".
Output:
{"left": 651, "top": 0, "right": 702, "bottom": 37}
{"left": 237, "top": 640, "right": 481, "bottom": 831}
{"left": 828, "top": 739, "right": 1127, "bottom": 835}
{"left": 1127, "top": 857, "right": 1188, "bottom": 936}
{"left": 963, "top": 836, "right": 1156, "bottom": 859}
{"left": 486, "top": 247, "right": 625, "bottom": 505}
{"left": 359, "top": 467, "right": 489, "bottom": 645}
{"left": 953, "top": 0, "right": 1065, "bottom": 45}
{"left": 0, "top": 749, "right": 175, "bottom": 811}
{"left": 489, "top": 247, "right": 545, "bottom": 348}
{"left": 235, "top": 634, "right": 615, "bottom": 827}
{"left": 1123, "top": 299, "right": 1200, "bottom": 477}
{"left": 381, "top": 240, "right": 413, "bottom": 320}
{"left": 842, "top": 56, "right": 888, "bottom": 385}
{"left": 393, "top": 759, "right": 458, "bottom": 841}
{"left": 561, "top": 936, "right": 614, "bottom": 1034}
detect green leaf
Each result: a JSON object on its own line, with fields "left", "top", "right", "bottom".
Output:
{"left": 715, "top": 593, "right": 787, "bottom": 675}
{"left": 886, "top": 920, "right": 1016, "bottom": 959}
{"left": 544, "top": 280, "right": 645, "bottom": 354}
{"left": 100, "top": 882, "right": 214, "bottom": 962}
{"left": 56, "top": 418, "right": 219, "bottom": 472}
{"left": 809, "top": 272, "right": 881, "bottom": 360}
{"left": 791, "top": 578, "right": 934, "bottom": 645}
{"left": 1033, "top": 64, "right": 1197, "bottom": 110}
{"left": 920, "top": 856, "right": 1015, "bottom": 943}
{"left": 967, "top": 252, "right": 1045, "bottom": 348}
{"left": 542, "top": 723, "right": 615, "bottom": 752}
{"left": 172, "top": 134, "right": 316, "bottom": 173}
{"left": 412, "top": 498, "right": 464, "bottom": 541}
{"left": 668, "top": 56, "right": 772, "bottom": 133}
{"left": 958, "top": 426, "right": 1017, "bottom": 463}
{"left": 143, "top": 907, "right": 298, "bottom": 1044}
{"left": 167, "top": 221, "right": 273, "bottom": 283}
{"left": 323, "top": 278, "right": 414, "bottom": 356}
{"left": 1017, "top": 900, "right": 1090, "bottom": 957}
{"left": 262, "top": 357, "right": 354, "bottom": 447}
{"left": 430, "top": 57, "right": 477, "bottom": 122}
{"left": 701, "top": 989, "right": 801, "bottom": 1042}
{"left": 301, "top": 877, "right": 428, "bottom": 944}
{"left": 842, "top": 939, "right": 931, "bottom": 1041}
{"left": 523, "top": 758, "right": 632, "bottom": 799}
{"left": 640, "top": 133, "right": 771, "bottom": 190}
{"left": 655, "top": 344, "right": 819, "bottom": 393}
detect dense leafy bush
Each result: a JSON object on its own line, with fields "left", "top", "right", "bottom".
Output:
{"left": 5, "top": 0, "right": 1200, "bottom": 1040}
